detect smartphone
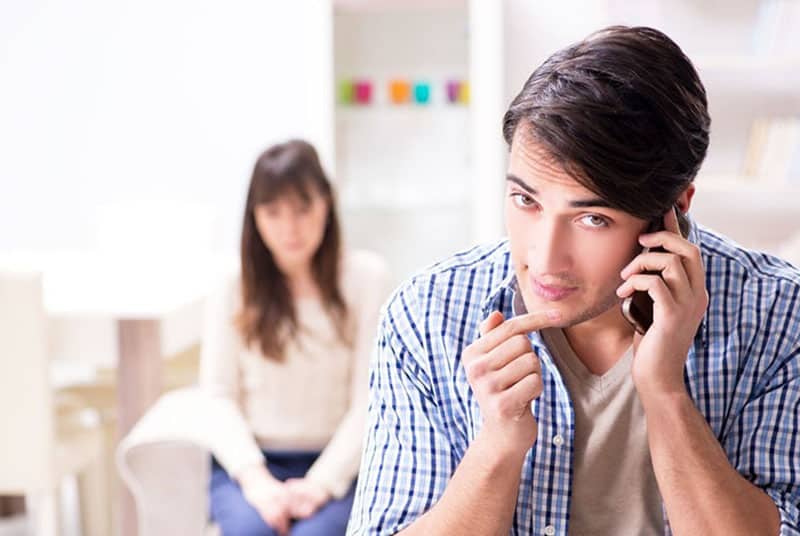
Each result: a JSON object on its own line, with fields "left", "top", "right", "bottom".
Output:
{"left": 621, "top": 208, "right": 684, "bottom": 335}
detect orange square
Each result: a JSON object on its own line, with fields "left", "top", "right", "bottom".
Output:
{"left": 389, "top": 80, "right": 411, "bottom": 104}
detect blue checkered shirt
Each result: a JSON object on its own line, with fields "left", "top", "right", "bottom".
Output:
{"left": 347, "top": 221, "right": 800, "bottom": 535}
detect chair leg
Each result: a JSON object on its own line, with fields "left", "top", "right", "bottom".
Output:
{"left": 76, "top": 455, "right": 110, "bottom": 536}
{"left": 101, "top": 415, "right": 119, "bottom": 535}
{"left": 26, "top": 490, "right": 60, "bottom": 536}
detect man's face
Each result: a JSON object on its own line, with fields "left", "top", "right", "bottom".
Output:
{"left": 505, "top": 132, "right": 650, "bottom": 327}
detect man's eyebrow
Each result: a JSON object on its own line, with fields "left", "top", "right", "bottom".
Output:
{"left": 505, "top": 174, "right": 612, "bottom": 208}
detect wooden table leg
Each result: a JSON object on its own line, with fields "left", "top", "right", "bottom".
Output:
{"left": 0, "top": 496, "right": 25, "bottom": 517}
{"left": 117, "top": 319, "right": 163, "bottom": 536}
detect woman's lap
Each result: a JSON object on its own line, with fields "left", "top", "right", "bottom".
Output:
{"left": 209, "top": 451, "right": 355, "bottom": 536}
{"left": 290, "top": 492, "right": 354, "bottom": 536}
{"left": 209, "top": 465, "right": 278, "bottom": 536}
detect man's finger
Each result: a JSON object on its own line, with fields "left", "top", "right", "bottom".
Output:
{"left": 620, "top": 251, "right": 691, "bottom": 300}
{"left": 475, "top": 310, "right": 561, "bottom": 353}
{"left": 663, "top": 206, "right": 681, "bottom": 235}
{"left": 479, "top": 311, "right": 505, "bottom": 337}
{"left": 492, "top": 352, "right": 541, "bottom": 391}
{"left": 640, "top": 230, "right": 705, "bottom": 293}
{"left": 502, "top": 372, "right": 544, "bottom": 414}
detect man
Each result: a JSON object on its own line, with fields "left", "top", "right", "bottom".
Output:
{"left": 347, "top": 26, "right": 800, "bottom": 535}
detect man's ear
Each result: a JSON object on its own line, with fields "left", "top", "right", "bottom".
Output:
{"left": 675, "top": 184, "right": 696, "bottom": 214}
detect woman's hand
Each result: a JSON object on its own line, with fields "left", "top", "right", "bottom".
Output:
{"left": 238, "top": 465, "right": 292, "bottom": 535}
{"left": 284, "top": 477, "right": 332, "bottom": 520}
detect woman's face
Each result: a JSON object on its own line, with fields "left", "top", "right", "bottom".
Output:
{"left": 253, "top": 187, "right": 330, "bottom": 276}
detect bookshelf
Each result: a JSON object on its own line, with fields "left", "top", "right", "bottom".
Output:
{"left": 331, "top": 0, "right": 505, "bottom": 284}
{"left": 319, "top": 0, "right": 799, "bottom": 274}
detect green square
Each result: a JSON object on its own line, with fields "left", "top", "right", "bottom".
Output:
{"left": 339, "top": 80, "right": 354, "bottom": 104}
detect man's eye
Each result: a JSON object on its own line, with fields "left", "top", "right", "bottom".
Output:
{"left": 581, "top": 214, "right": 608, "bottom": 228}
{"left": 511, "top": 193, "right": 536, "bottom": 208}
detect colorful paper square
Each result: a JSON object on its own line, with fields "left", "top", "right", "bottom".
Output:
{"left": 413, "top": 82, "right": 430, "bottom": 104}
{"left": 389, "top": 80, "right": 411, "bottom": 104}
{"left": 354, "top": 80, "right": 372, "bottom": 105}
{"left": 446, "top": 80, "right": 460, "bottom": 104}
{"left": 458, "top": 81, "right": 470, "bottom": 104}
{"left": 339, "top": 80, "right": 354, "bottom": 104}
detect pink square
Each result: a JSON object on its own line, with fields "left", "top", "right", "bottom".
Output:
{"left": 355, "top": 80, "right": 372, "bottom": 105}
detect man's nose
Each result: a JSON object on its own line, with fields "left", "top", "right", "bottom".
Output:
{"left": 529, "top": 220, "right": 572, "bottom": 276}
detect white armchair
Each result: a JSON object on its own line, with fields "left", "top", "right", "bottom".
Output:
{"left": 116, "top": 387, "right": 252, "bottom": 536}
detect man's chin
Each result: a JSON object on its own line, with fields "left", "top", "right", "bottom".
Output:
{"left": 523, "top": 293, "right": 621, "bottom": 329}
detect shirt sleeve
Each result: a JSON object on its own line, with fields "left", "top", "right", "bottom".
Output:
{"left": 197, "top": 274, "right": 265, "bottom": 479}
{"left": 346, "top": 283, "right": 457, "bottom": 536}
{"left": 724, "top": 331, "right": 800, "bottom": 534}
{"left": 306, "top": 254, "right": 392, "bottom": 498}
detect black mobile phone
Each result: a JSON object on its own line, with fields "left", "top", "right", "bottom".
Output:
{"left": 621, "top": 209, "right": 683, "bottom": 335}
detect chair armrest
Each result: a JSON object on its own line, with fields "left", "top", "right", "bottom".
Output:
{"left": 116, "top": 388, "right": 216, "bottom": 536}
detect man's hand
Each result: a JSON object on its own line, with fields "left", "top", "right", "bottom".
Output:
{"left": 462, "top": 309, "right": 562, "bottom": 457}
{"left": 238, "top": 465, "right": 292, "bottom": 535}
{"left": 617, "top": 208, "right": 708, "bottom": 400}
{"left": 285, "top": 477, "right": 331, "bottom": 520}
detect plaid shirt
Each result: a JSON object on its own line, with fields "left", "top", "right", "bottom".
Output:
{"left": 347, "top": 220, "right": 800, "bottom": 535}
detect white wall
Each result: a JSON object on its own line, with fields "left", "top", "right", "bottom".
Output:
{"left": 503, "top": 0, "right": 610, "bottom": 105}
{"left": 0, "top": 0, "right": 332, "bottom": 256}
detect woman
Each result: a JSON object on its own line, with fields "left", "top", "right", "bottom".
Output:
{"left": 199, "top": 140, "right": 390, "bottom": 535}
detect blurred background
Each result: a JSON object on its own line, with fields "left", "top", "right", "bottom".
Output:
{"left": 1, "top": 1, "right": 798, "bottom": 535}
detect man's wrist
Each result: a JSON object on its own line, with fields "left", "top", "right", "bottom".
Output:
{"left": 475, "top": 424, "right": 532, "bottom": 471}
{"left": 638, "top": 385, "right": 693, "bottom": 417}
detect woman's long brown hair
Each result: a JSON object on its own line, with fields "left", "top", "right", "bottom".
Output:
{"left": 236, "top": 140, "right": 350, "bottom": 361}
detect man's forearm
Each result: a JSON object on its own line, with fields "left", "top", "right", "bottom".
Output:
{"left": 397, "top": 428, "right": 527, "bottom": 536}
{"left": 642, "top": 391, "right": 781, "bottom": 535}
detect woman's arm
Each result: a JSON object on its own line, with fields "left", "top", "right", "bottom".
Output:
{"left": 304, "top": 252, "right": 392, "bottom": 498}
{"left": 197, "top": 274, "right": 265, "bottom": 479}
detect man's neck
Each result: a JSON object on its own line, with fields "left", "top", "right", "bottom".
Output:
{"left": 562, "top": 307, "right": 635, "bottom": 376}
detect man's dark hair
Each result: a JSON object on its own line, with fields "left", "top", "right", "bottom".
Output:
{"left": 503, "top": 26, "right": 710, "bottom": 227}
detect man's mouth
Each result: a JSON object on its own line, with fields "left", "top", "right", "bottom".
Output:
{"left": 530, "top": 277, "right": 577, "bottom": 302}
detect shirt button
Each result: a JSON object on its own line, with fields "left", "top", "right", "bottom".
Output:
{"left": 544, "top": 525, "right": 556, "bottom": 535}
{"left": 552, "top": 434, "right": 564, "bottom": 447}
